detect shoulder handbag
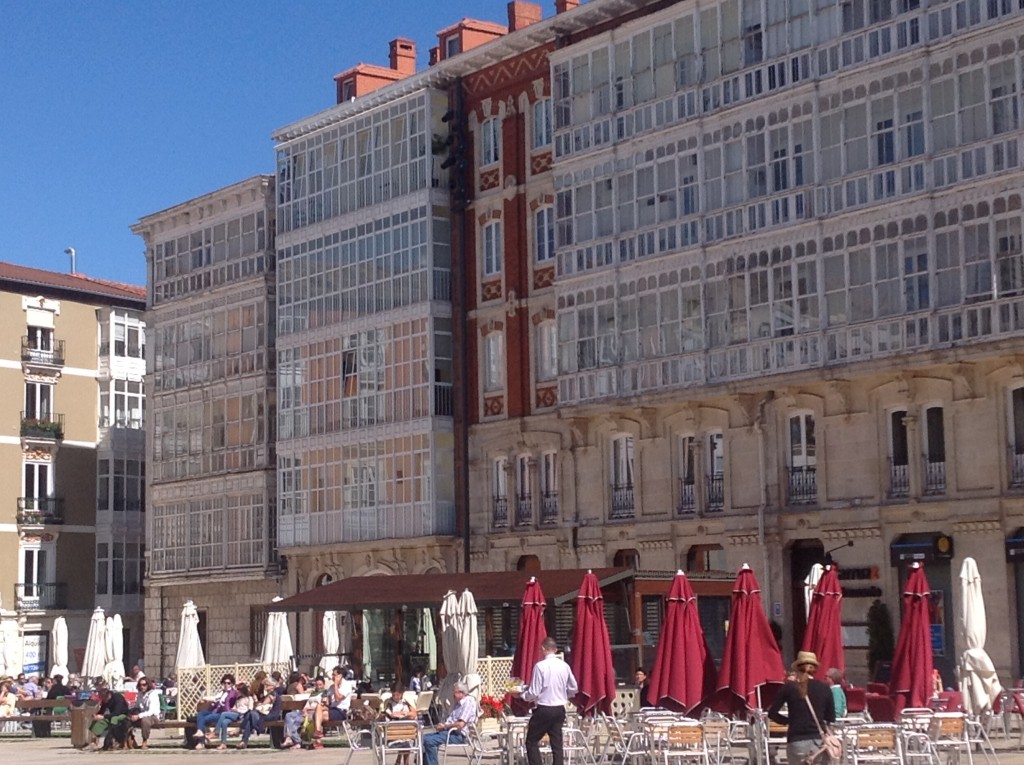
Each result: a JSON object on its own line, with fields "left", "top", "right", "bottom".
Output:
{"left": 804, "top": 695, "right": 842, "bottom": 764}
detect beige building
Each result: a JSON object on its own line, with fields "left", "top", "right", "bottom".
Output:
{"left": 133, "top": 176, "right": 279, "bottom": 674}
{"left": 466, "top": 0, "right": 1024, "bottom": 685}
{"left": 0, "top": 261, "right": 146, "bottom": 675}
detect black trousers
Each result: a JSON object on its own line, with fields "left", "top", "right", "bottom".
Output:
{"left": 526, "top": 705, "right": 566, "bottom": 765}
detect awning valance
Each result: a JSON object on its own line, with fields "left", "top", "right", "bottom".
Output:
{"left": 269, "top": 567, "right": 634, "bottom": 612}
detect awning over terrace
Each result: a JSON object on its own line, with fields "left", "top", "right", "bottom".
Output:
{"left": 268, "top": 567, "right": 634, "bottom": 612}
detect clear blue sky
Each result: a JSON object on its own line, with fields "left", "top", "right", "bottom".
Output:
{"left": 0, "top": 0, "right": 517, "bottom": 287}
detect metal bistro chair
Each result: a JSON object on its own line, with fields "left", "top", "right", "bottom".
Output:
{"left": 375, "top": 720, "right": 423, "bottom": 765}
{"left": 662, "top": 722, "right": 711, "bottom": 765}
{"left": 849, "top": 724, "right": 902, "bottom": 765}
{"left": 928, "top": 713, "right": 974, "bottom": 765}
{"left": 342, "top": 719, "right": 375, "bottom": 765}
{"left": 439, "top": 722, "right": 475, "bottom": 765}
{"left": 597, "top": 713, "right": 647, "bottom": 765}
{"left": 701, "top": 717, "right": 731, "bottom": 765}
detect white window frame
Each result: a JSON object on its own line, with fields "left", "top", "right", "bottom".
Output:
{"left": 483, "top": 220, "right": 503, "bottom": 276}
{"left": 20, "top": 539, "right": 55, "bottom": 592}
{"left": 532, "top": 99, "right": 553, "bottom": 149}
{"left": 679, "top": 435, "right": 697, "bottom": 484}
{"left": 23, "top": 462, "right": 51, "bottom": 501}
{"left": 535, "top": 206, "right": 555, "bottom": 263}
{"left": 611, "top": 434, "right": 635, "bottom": 488}
{"left": 536, "top": 321, "right": 558, "bottom": 382}
{"left": 481, "top": 118, "right": 500, "bottom": 166}
{"left": 1011, "top": 387, "right": 1024, "bottom": 455}
{"left": 789, "top": 412, "right": 816, "bottom": 468}
{"left": 493, "top": 457, "right": 508, "bottom": 499}
{"left": 445, "top": 34, "right": 460, "bottom": 58}
{"left": 515, "top": 455, "right": 532, "bottom": 500}
{"left": 24, "top": 381, "right": 53, "bottom": 419}
{"left": 483, "top": 331, "right": 504, "bottom": 392}
{"left": 540, "top": 452, "right": 558, "bottom": 496}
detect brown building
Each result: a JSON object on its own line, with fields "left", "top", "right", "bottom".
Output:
{"left": 0, "top": 261, "right": 146, "bottom": 674}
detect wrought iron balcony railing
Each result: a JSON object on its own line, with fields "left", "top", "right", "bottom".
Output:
{"left": 706, "top": 473, "right": 725, "bottom": 513}
{"left": 492, "top": 496, "right": 509, "bottom": 529}
{"left": 1010, "top": 447, "right": 1024, "bottom": 489}
{"left": 787, "top": 466, "right": 817, "bottom": 505}
{"left": 889, "top": 460, "right": 910, "bottom": 499}
{"left": 20, "top": 412, "right": 64, "bottom": 440}
{"left": 16, "top": 582, "right": 67, "bottom": 611}
{"left": 16, "top": 497, "right": 64, "bottom": 525}
{"left": 514, "top": 494, "right": 533, "bottom": 527}
{"left": 677, "top": 479, "right": 696, "bottom": 516}
{"left": 540, "top": 492, "right": 559, "bottom": 525}
{"left": 610, "top": 483, "right": 635, "bottom": 519}
{"left": 21, "top": 336, "right": 65, "bottom": 366}
{"left": 923, "top": 459, "right": 946, "bottom": 495}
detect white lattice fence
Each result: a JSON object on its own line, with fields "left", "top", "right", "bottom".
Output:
{"left": 477, "top": 655, "right": 515, "bottom": 698}
{"left": 176, "top": 663, "right": 290, "bottom": 720}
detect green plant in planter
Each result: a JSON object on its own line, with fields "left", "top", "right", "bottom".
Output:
{"left": 22, "top": 418, "right": 62, "bottom": 438}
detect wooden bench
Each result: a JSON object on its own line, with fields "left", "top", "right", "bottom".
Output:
{"left": 0, "top": 698, "right": 74, "bottom": 732}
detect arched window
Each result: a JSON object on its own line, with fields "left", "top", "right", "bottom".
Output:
{"left": 613, "top": 548, "right": 640, "bottom": 569}
{"left": 517, "top": 555, "right": 541, "bottom": 572}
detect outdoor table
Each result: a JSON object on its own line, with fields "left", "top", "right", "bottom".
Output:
{"left": 502, "top": 715, "right": 531, "bottom": 765}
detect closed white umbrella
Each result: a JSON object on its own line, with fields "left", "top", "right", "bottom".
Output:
{"left": 103, "top": 614, "right": 126, "bottom": 687}
{"left": 260, "top": 597, "right": 294, "bottom": 666}
{"left": 175, "top": 600, "right": 205, "bottom": 670}
{"left": 437, "top": 590, "right": 461, "bottom": 712}
{"left": 50, "top": 616, "right": 69, "bottom": 679}
{"left": 959, "top": 557, "right": 1003, "bottom": 714}
{"left": 338, "top": 611, "right": 353, "bottom": 659}
{"left": 458, "top": 589, "right": 481, "bottom": 701}
{"left": 804, "top": 563, "right": 824, "bottom": 618}
{"left": 318, "top": 611, "right": 340, "bottom": 674}
{"left": 0, "top": 620, "right": 21, "bottom": 677}
{"left": 81, "top": 607, "right": 107, "bottom": 680}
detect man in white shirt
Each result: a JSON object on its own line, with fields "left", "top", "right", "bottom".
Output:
{"left": 514, "top": 637, "right": 579, "bottom": 765}
{"left": 325, "top": 666, "right": 355, "bottom": 721}
{"left": 422, "top": 682, "right": 477, "bottom": 765}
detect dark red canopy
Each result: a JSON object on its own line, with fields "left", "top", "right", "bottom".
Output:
{"left": 648, "top": 571, "right": 717, "bottom": 714}
{"left": 889, "top": 563, "right": 933, "bottom": 712}
{"left": 511, "top": 577, "right": 548, "bottom": 683}
{"left": 801, "top": 564, "right": 844, "bottom": 675}
{"left": 570, "top": 570, "right": 616, "bottom": 716}
{"left": 710, "top": 564, "right": 785, "bottom": 713}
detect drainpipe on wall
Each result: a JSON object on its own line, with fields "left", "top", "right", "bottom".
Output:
{"left": 754, "top": 391, "right": 776, "bottom": 616}
{"left": 446, "top": 77, "right": 472, "bottom": 573}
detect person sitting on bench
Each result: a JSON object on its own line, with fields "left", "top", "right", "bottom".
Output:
{"left": 89, "top": 681, "right": 131, "bottom": 750}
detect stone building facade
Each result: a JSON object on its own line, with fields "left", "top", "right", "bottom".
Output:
{"left": 462, "top": 0, "right": 1024, "bottom": 682}
{"left": 133, "top": 176, "right": 279, "bottom": 673}
{"left": 0, "top": 262, "right": 146, "bottom": 673}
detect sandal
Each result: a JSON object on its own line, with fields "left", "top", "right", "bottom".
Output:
{"left": 217, "top": 744, "right": 227, "bottom": 750}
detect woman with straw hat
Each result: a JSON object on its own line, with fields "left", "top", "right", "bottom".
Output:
{"left": 768, "top": 651, "right": 837, "bottom": 765}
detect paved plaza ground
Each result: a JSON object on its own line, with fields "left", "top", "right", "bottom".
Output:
{"left": 1, "top": 728, "right": 1023, "bottom": 764}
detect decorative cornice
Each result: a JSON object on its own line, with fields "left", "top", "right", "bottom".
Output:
{"left": 952, "top": 519, "right": 1001, "bottom": 534}
{"left": 820, "top": 528, "right": 883, "bottom": 541}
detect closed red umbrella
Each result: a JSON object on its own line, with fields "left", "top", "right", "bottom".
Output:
{"left": 648, "top": 570, "right": 717, "bottom": 714}
{"left": 570, "top": 570, "right": 616, "bottom": 716}
{"left": 710, "top": 564, "right": 785, "bottom": 713}
{"left": 511, "top": 576, "right": 548, "bottom": 683}
{"left": 889, "top": 562, "right": 933, "bottom": 712}
{"left": 801, "top": 564, "right": 844, "bottom": 675}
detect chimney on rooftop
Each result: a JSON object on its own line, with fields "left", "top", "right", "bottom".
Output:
{"left": 508, "top": 1, "right": 542, "bottom": 30}
{"left": 555, "top": 0, "right": 579, "bottom": 12}
{"left": 389, "top": 38, "right": 416, "bottom": 76}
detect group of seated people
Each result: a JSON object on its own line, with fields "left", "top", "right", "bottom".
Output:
{"left": 83, "top": 663, "right": 453, "bottom": 752}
